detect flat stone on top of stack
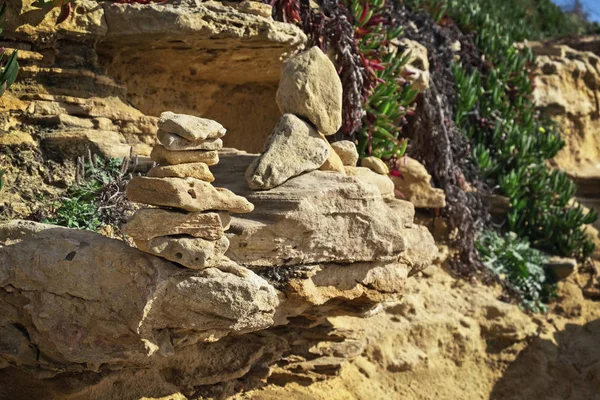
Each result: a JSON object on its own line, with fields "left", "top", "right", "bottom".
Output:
{"left": 125, "top": 112, "right": 253, "bottom": 269}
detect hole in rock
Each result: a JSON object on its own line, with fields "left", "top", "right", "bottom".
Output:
{"left": 64, "top": 251, "right": 77, "bottom": 261}
{"left": 187, "top": 189, "right": 197, "bottom": 199}
{"left": 175, "top": 253, "right": 183, "bottom": 260}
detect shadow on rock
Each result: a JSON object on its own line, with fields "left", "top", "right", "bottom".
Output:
{"left": 490, "top": 318, "right": 600, "bottom": 400}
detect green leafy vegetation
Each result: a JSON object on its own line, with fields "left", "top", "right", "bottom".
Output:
{"left": 44, "top": 154, "right": 134, "bottom": 232}
{"left": 406, "top": 0, "right": 598, "bottom": 310}
{"left": 477, "top": 231, "right": 551, "bottom": 313}
{"left": 446, "top": 1, "right": 597, "bottom": 260}
{"left": 346, "top": 0, "right": 415, "bottom": 161}
{"left": 0, "top": 2, "right": 18, "bottom": 97}
{"left": 406, "top": 0, "right": 592, "bottom": 40}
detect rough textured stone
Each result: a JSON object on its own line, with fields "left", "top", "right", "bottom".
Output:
{"left": 245, "top": 114, "right": 330, "bottom": 190}
{"left": 276, "top": 47, "right": 343, "bottom": 135}
{"left": 528, "top": 42, "right": 600, "bottom": 180}
{"left": 41, "top": 129, "right": 152, "bottom": 159}
{"left": 126, "top": 176, "right": 254, "bottom": 213}
{"left": 150, "top": 145, "right": 219, "bottom": 166}
{"left": 319, "top": 134, "right": 346, "bottom": 174}
{"left": 135, "top": 236, "right": 230, "bottom": 270}
{"left": 331, "top": 140, "right": 359, "bottom": 166}
{"left": 215, "top": 151, "right": 436, "bottom": 269}
{"left": 361, "top": 157, "right": 390, "bottom": 175}
{"left": 396, "top": 39, "right": 430, "bottom": 91}
{"left": 158, "top": 130, "right": 223, "bottom": 151}
{"left": 147, "top": 162, "right": 215, "bottom": 182}
{"left": 0, "top": 221, "right": 278, "bottom": 373}
{"left": 389, "top": 157, "right": 446, "bottom": 208}
{"left": 276, "top": 262, "right": 411, "bottom": 322}
{"left": 124, "top": 209, "right": 229, "bottom": 241}
{"left": 224, "top": 0, "right": 273, "bottom": 18}
{"left": 345, "top": 166, "right": 395, "bottom": 199}
{"left": 158, "top": 112, "right": 226, "bottom": 141}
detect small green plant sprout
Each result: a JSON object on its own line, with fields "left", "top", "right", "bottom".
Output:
{"left": 477, "top": 230, "right": 551, "bottom": 313}
{"left": 0, "top": 2, "right": 18, "bottom": 97}
{"left": 45, "top": 149, "right": 139, "bottom": 231}
{"left": 0, "top": 169, "right": 5, "bottom": 191}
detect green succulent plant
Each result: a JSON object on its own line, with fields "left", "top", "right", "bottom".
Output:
{"left": 0, "top": 2, "right": 18, "bottom": 97}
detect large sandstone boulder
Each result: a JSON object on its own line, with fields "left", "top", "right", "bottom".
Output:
{"left": 276, "top": 47, "right": 343, "bottom": 135}
{"left": 245, "top": 114, "right": 330, "bottom": 190}
{"left": 0, "top": 221, "right": 278, "bottom": 374}
{"left": 215, "top": 150, "right": 436, "bottom": 270}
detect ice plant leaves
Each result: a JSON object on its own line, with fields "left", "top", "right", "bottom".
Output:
{"left": 0, "top": 2, "right": 18, "bottom": 97}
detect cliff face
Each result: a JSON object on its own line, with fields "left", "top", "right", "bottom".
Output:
{"left": 530, "top": 40, "right": 600, "bottom": 194}
{"left": 2, "top": 4, "right": 600, "bottom": 400}
{"left": 0, "top": 7, "right": 437, "bottom": 390}
{"left": 0, "top": 163, "right": 436, "bottom": 398}
{"left": 0, "top": 0, "right": 305, "bottom": 220}
{"left": 529, "top": 39, "right": 600, "bottom": 291}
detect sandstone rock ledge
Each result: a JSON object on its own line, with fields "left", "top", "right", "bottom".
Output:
{"left": 97, "top": 0, "right": 307, "bottom": 152}
{"left": 0, "top": 151, "right": 437, "bottom": 398}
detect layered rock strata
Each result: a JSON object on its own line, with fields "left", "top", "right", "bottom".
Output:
{"left": 125, "top": 112, "right": 253, "bottom": 269}
{"left": 0, "top": 146, "right": 438, "bottom": 398}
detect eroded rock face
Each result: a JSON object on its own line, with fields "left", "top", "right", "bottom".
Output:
{"left": 529, "top": 42, "right": 600, "bottom": 181}
{"left": 0, "top": 221, "right": 278, "bottom": 374}
{"left": 135, "top": 235, "right": 231, "bottom": 270}
{"left": 98, "top": 0, "right": 307, "bottom": 152}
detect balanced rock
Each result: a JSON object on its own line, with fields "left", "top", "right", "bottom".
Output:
{"left": 276, "top": 46, "right": 343, "bottom": 135}
{"left": 331, "top": 140, "right": 359, "bottom": 166}
{"left": 151, "top": 145, "right": 219, "bottom": 166}
{"left": 148, "top": 162, "right": 215, "bottom": 182}
{"left": 158, "top": 130, "right": 223, "bottom": 151}
{"left": 135, "top": 236, "right": 230, "bottom": 270}
{"left": 126, "top": 176, "right": 254, "bottom": 213}
{"left": 124, "top": 209, "right": 230, "bottom": 241}
{"left": 361, "top": 156, "right": 390, "bottom": 175}
{"left": 245, "top": 113, "right": 330, "bottom": 190}
{"left": 158, "top": 112, "right": 227, "bottom": 141}
{"left": 319, "top": 134, "right": 346, "bottom": 174}
{"left": 389, "top": 157, "right": 446, "bottom": 208}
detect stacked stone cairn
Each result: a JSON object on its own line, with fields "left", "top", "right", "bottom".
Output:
{"left": 245, "top": 46, "right": 348, "bottom": 190}
{"left": 244, "top": 45, "right": 399, "bottom": 201}
{"left": 124, "top": 112, "right": 254, "bottom": 269}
